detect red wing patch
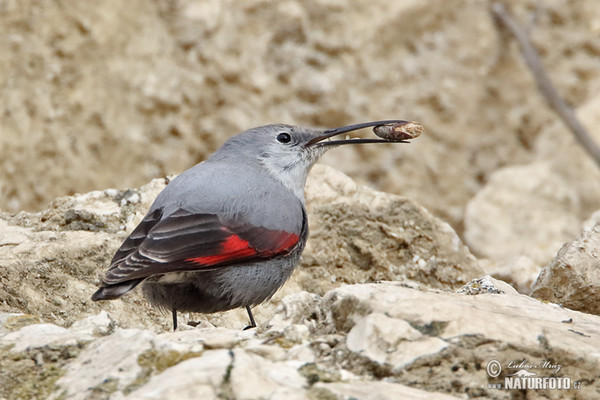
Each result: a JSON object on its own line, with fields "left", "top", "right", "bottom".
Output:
{"left": 185, "top": 229, "right": 299, "bottom": 266}
{"left": 186, "top": 234, "right": 256, "bottom": 265}
{"left": 100, "top": 209, "right": 306, "bottom": 285}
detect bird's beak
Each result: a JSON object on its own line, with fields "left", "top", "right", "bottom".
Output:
{"left": 306, "top": 120, "right": 411, "bottom": 147}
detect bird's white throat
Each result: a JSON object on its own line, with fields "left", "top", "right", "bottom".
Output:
{"left": 258, "top": 143, "right": 326, "bottom": 202}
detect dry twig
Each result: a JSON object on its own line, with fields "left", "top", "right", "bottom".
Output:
{"left": 491, "top": 2, "right": 600, "bottom": 168}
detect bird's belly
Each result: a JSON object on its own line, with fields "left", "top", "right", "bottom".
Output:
{"left": 141, "top": 253, "right": 301, "bottom": 314}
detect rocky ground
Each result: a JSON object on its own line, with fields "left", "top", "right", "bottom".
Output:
{"left": 1, "top": 0, "right": 600, "bottom": 399}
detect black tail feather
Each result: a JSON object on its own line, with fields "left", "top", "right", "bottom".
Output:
{"left": 91, "top": 278, "right": 144, "bottom": 301}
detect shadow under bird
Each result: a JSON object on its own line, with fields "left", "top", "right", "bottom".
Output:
{"left": 91, "top": 120, "right": 416, "bottom": 329}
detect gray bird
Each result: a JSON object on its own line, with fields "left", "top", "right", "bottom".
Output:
{"left": 92, "top": 120, "right": 411, "bottom": 329}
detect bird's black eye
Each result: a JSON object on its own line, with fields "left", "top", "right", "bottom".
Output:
{"left": 277, "top": 132, "right": 292, "bottom": 143}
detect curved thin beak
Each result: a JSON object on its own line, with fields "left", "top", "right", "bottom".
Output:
{"left": 306, "top": 120, "right": 411, "bottom": 147}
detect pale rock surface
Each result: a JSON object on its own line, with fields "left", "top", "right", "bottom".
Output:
{"left": 0, "top": 178, "right": 171, "bottom": 329}
{"left": 311, "top": 381, "right": 463, "bottom": 400}
{"left": 303, "top": 165, "right": 484, "bottom": 293}
{"left": 456, "top": 275, "right": 519, "bottom": 296}
{"left": 69, "top": 310, "right": 115, "bottom": 336}
{"left": 228, "top": 349, "right": 307, "bottom": 400}
{"left": 582, "top": 209, "right": 600, "bottom": 232}
{"left": 324, "top": 282, "right": 600, "bottom": 352}
{"left": 119, "top": 349, "right": 232, "bottom": 400}
{"left": 346, "top": 312, "right": 448, "bottom": 370}
{"left": 463, "top": 162, "right": 580, "bottom": 266}
{"left": 51, "top": 329, "right": 159, "bottom": 399}
{"left": 321, "top": 282, "right": 600, "bottom": 398}
{"left": 531, "top": 214, "right": 600, "bottom": 315}
{"left": 1, "top": 323, "right": 92, "bottom": 353}
{"left": 0, "top": 313, "right": 40, "bottom": 334}
{"left": 2, "top": 280, "right": 600, "bottom": 399}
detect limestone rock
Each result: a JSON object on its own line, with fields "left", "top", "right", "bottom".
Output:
{"left": 531, "top": 216, "right": 600, "bottom": 315}
{"left": 228, "top": 349, "right": 307, "bottom": 400}
{"left": 311, "top": 381, "right": 463, "bottom": 400}
{"left": 464, "top": 162, "right": 581, "bottom": 266}
{"left": 38, "top": 177, "right": 169, "bottom": 234}
{"left": 320, "top": 282, "right": 600, "bottom": 398}
{"left": 1, "top": 323, "right": 92, "bottom": 353}
{"left": 346, "top": 312, "right": 448, "bottom": 370}
{"left": 50, "top": 329, "right": 160, "bottom": 399}
{"left": 0, "top": 179, "right": 170, "bottom": 330}
{"left": 69, "top": 311, "right": 115, "bottom": 336}
{"left": 123, "top": 349, "right": 232, "bottom": 400}
{"left": 301, "top": 165, "right": 484, "bottom": 293}
{"left": 0, "top": 313, "right": 41, "bottom": 334}
{"left": 3, "top": 281, "right": 600, "bottom": 399}
{"left": 457, "top": 275, "right": 519, "bottom": 296}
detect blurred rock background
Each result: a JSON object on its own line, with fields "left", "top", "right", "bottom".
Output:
{"left": 2, "top": 0, "right": 599, "bottom": 234}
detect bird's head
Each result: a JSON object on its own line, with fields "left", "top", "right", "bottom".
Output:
{"left": 210, "top": 121, "right": 411, "bottom": 201}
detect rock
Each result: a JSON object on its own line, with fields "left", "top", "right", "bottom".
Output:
{"left": 346, "top": 312, "right": 448, "bottom": 370}
{"left": 69, "top": 310, "right": 115, "bottom": 336}
{"left": 193, "top": 327, "right": 255, "bottom": 349}
{"left": 49, "top": 329, "right": 159, "bottom": 399}
{"left": 3, "top": 282, "right": 600, "bottom": 399}
{"left": 300, "top": 165, "right": 484, "bottom": 293}
{"left": 266, "top": 291, "right": 323, "bottom": 331}
{"left": 531, "top": 215, "right": 600, "bottom": 315}
{"left": 320, "top": 282, "right": 600, "bottom": 398}
{"left": 464, "top": 91, "right": 600, "bottom": 290}
{"left": 1, "top": 323, "right": 92, "bottom": 353}
{"left": 479, "top": 256, "right": 541, "bottom": 294}
{"left": 118, "top": 349, "right": 232, "bottom": 400}
{"left": 582, "top": 210, "right": 600, "bottom": 232}
{"left": 38, "top": 177, "right": 169, "bottom": 234}
{"left": 457, "top": 275, "right": 519, "bottom": 296}
{"left": 323, "top": 282, "right": 600, "bottom": 347}
{"left": 0, "top": 313, "right": 41, "bottom": 334}
{"left": 228, "top": 349, "right": 307, "bottom": 400}
{"left": 464, "top": 162, "right": 581, "bottom": 266}
{"left": 0, "top": 179, "right": 171, "bottom": 330}
{"left": 311, "top": 381, "right": 463, "bottom": 400}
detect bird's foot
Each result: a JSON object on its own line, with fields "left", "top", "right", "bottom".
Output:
{"left": 244, "top": 306, "right": 257, "bottom": 330}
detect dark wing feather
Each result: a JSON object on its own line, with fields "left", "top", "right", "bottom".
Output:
{"left": 108, "top": 208, "right": 163, "bottom": 266}
{"left": 101, "top": 208, "right": 301, "bottom": 285}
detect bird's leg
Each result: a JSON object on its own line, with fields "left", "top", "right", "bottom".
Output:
{"left": 244, "top": 306, "right": 256, "bottom": 330}
{"left": 172, "top": 308, "right": 178, "bottom": 331}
